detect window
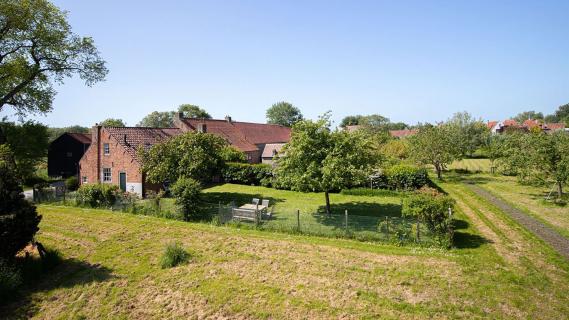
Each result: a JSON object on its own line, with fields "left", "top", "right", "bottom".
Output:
{"left": 103, "top": 143, "right": 110, "bottom": 155}
{"left": 103, "top": 168, "right": 112, "bottom": 182}
{"left": 66, "top": 152, "right": 73, "bottom": 157}
{"left": 82, "top": 176, "right": 87, "bottom": 183}
{"left": 247, "top": 153, "right": 252, "bottom": 161}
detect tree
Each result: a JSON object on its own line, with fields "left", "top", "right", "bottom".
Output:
{"left": 554, "top": 103, "right": 569, "bottom": 123}
{"left": 178, "top": 104, "right": 211, "bottom": 119}
{"left": 100, "top": 118, "right": 126, "bottom": 127}
{"left": 170, "top": 177, "right": 203, "bottom": 220}
{"left": 513, "top": 111, "right": 544, "bottom": 123}
{"left": 0, "top": 144, "right": 41, "bottom": 259}
{"left": 0, "top": 120, "right": 48, "bottom": 181}
{"left": 0, "top": 0, "right": 107, "bottom": 123}
{"left": 339, "top": 115, "right": 361, "bottom": 127}
{"left": 137, "top": 111, "right": 174, "bottom": 127}
{"left": 409, "top": 124, "right": 461, "bottom": 180}
{"left": 275, "top": 114, "right": 377, "bottom": 214}
{"left": 47, "top": 125, "right": 89, "bottom": 142}
{"left": 266, "top": 101, "right": 303, "bottom": 127}
{"left": 446, "top": 111, "right": 488, "bottom": 157}
{"left": 140, "top": 131, "right": 227, "bottom": 185}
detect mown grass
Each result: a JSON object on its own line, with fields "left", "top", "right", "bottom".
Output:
{"left": 448, "top": 158, "right": 492, "bottom": 173}
{"left": 1, "top": 197, "right": 567, "bottom": 318}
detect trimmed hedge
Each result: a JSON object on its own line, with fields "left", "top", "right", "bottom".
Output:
{"left": 76, "top": 184, "right": 121, "bottom": 208}
{"left": 373, "top": 165, "right": 429, "bottom": 191}
{"left": 221, "top": 162, "right": 273, "bottom": 186}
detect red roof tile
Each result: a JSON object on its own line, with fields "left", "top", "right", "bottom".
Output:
{"left": 262, "top": 143, "right": 286, "bottom": 158}
{"left": 546, "top": 123, "right": 565, "bottom": 130}
{"left": 105, "top": 127, "right": 181, "bottom": 160}
{"left": 389, "top": 129, "right": 418, "bottom": 138}
{"left": 503, "top": 119, "right": 519, "bottom": 127}
{"left": 67, "top": 132, "right": 91, "bottom": 144}
{"left": 487, "top": 121, "right": 498, "bottom": 129}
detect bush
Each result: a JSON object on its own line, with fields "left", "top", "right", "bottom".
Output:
{"left": 0, "top": 259, "right": 22, "bottom": 301}
{"left": 65, "top": 176, "right": 79, "bottom": 191}
{"left": 221, "top": 162, "right": 273, "bottom": 186}
{"left": 372, "top": 165, "right": 429, "bottom": 190}
{"left": 76, "top": 184, "right": 121, "bottom": 208}
{"left": 170, "top": 177, "right": 203, "bottom": 220}
{"left": 160, "top": 242, "right": 190, "bottom": 269}
{"left": 0, "top": 146, "right": 42, "bottom": 259}
{"left": 402, "top": 192, "right": 455, "bottom": 247}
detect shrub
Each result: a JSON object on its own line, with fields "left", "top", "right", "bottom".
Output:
{"left": 0, "top": 146, "right": 42, "bottom": 259}
{"left": 76, "top": 184, "right": 121, "bottom": 208}
{"left": 221, "top": 162, "right": 273, "bottom": 186}
{"left": 160, "top": 242, "right": 190, "bottom": 269}
{"left": 65, "top": 176, "right": 79, "bottom": 191}
{"left": 170, "top": 177, "right": 203, "bottom": 220}
{"left": 372, "top": 164, "right": 429, "bottom": 190}
{"left": 402, "top": 192, "right": 455, "bottom": 247}
{"left": 0, "top": 259, "right": 22, "bottom": 301}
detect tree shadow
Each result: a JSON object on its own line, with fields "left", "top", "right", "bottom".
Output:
{"left": 453, "top": 232, "right": 492, "bottom": 249}
{"left": 0, "top": 257, "right": 114, "bottom": 318}
{"left": 453, "top": 219, "right": 469, "bottom": 230}
{"left": 203, "top": 192, "right": 285, "bottom": 207}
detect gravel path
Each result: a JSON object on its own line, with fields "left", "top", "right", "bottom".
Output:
{"left": 465, "top": 183, "right": 569, "bottom": 260}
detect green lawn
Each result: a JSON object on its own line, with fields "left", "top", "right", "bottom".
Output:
{"left": 2, "top": 194, "right": 568, "bottom": 319}
{"left": 448, "top": 158, "right": 492, "bottom": 173}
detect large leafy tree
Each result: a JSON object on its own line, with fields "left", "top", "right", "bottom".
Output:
{"left": 554, "top": 103, "right": 569, "bottom": 123}
{"left": 275, "top": 114, "right": 377, "bottom": 214}
{"left": 266, "top": 101, "right": 303, "bottom": 127}
{"left": 140, "top": 132, "right": 227, "bottom": 185}
{"left": 340, "top": 114, "right": 408, "bottom": 131}
{"left": 178, "top": 104, "right": 211, "bottom": 119}
{"left": 513, "top": 110, "right": 544, "bottom": 123}
{"left": 446, "top": 111, "right": 489, "bottom": 157}
{"left": 137, "top": 111, "right": 175, "bottom": 127}
{"left": 0, "top": 120, "right": 48, "bottom": 181}
{"left": 0, "top": 0, "right": 107, "bottom": 124}
{"left": 100, "top": 118, "right": 126, "bottom": 127}
{"left": 409, "top": 124, "right": 461, "bottom": 180}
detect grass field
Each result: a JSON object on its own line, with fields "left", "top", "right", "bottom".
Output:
{"left": 2, "top": 185, "right": 568, "bottom": 318}
{"left": 448, "top": 158, "right": 492, "bottom": 173}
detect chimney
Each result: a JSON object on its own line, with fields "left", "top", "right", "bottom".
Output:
{"left": 225, "top": 115, "right": 232, "bottom": 123}
{"left": 197, "top": 123, "right": 207, "bottom": 133}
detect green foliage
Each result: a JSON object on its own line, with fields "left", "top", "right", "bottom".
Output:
{"left": 47, "top": 125, "right": 89, "bottom": 142}
{"left": 374, "top": 165, "right": 429, "bottom": 190}
{"left": 137, "top": 111, "right": 175, "bottom": 127}
{"left": 513, "top": 111, "right": 544, "bottom": 123}
{"left": 170, "top": 177, "right": 203, "bottom": 220}
{"left": 402, "top": 191, "right": 455, "bottom": 247}
{"left": 0, "top": 120, "right": 48, "bottom": 181}
{"left": 0, "top": 259, "right": 21, "bottom": 300}
{"left": 160, "top": 242, "right": 190, "bottom": 269}
{"left": 339, "top": 114, "right": 409, "bottom": 131}
{"left": 178, "top": 104, "right": 211, "bottom": 119}
{"left": 266, "top": 101, "right": 303, "bottom": 127}
{"left": 76, "top": 183, "right": 120, "bottom": 208}
{"left": 65, "top": 176, "right": 79, "bottom": 191}
{"left": 100, "top": 118, "right": 126, "bottom": 127}
{"left": 220, "top": 146, "right": 247, "bottom": 163}
{"left": 381, "top": 138, "right": 410, "bottom": 161}
{"left": 446, "top": 111, "right": 489, "bottom": 157}
{"left": 340, "top": 188, "right": 402, "bottom": 197}
{"left": 409, "top": 124, "right": 462, "bottom": 179}
{"left": 0, "top": 0, "right": 107, "bottom": 116}
{"left": 0, "top": 145, "right": 42, "bottom": 259}
{"left": 221, "top": 162, "right": 273, "bottom": 186}
{"left": 141, "top": 132, "right": 227, "bottom": 184}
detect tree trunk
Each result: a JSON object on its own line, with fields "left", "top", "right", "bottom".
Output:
{"left": 557, "top": 181, "right": 563, "bottom": 198}
{"left": 435, "top": 163, "right": 442, "bottom": 180}
{"left": 325, "top": 191, "right": 331, "bottom": 215}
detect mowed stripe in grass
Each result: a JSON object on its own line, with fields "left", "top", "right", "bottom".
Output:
{"left": 1, "top": 202, "right": 567, "bottom": 319}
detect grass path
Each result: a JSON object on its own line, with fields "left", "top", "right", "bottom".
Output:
{"left": 1, "top": 198, "right": 568, "bottom": 318}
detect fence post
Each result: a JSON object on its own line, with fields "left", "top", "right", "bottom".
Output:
{"left": 448, "top": 206, "right": 452, "bottom": 218}
{"left": 345, "top": 209, "right": 348, "bottom": 234}
{"left": 385, "top": 216, "right": 389, "bottom": 238}
{"left": 416, "top": 220, "right": 420, "bottom": 242}
{"left": 296, "top": 209, "right": 300, "bottom": 232}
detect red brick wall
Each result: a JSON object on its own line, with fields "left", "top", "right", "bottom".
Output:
{"left": 79, "top": 127, "right": 143, "bottom": 191}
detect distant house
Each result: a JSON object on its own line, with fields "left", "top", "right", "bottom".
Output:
{"left": 78, "top": 114, "right": 291, "bottom": 196}
{"left": 48, "top": 132, "right": 91, "bottom": 178}
{"left": 389, "top": 129, "right": 418, "bottom": 139}
{"left": 488, "top": 119, "right": 566, "bottom": 134}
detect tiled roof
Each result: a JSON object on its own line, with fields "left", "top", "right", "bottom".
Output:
{"left": 503, "top": 119, "right": 519, "bottom": 127}
{"left": 487, "top": 121, "right": 498, "bottom": 129}
{"left": 105, "top": 127, "right": 181, "bottom": 160}
{"left": 389, "top": 129, "right": 418, "bottom": 138}
{"left": 545, "top": 123, "right": 566, "bottom": 130}
{"left": 262, "top": 143, "right": 286, "bottom": 158}
{"left": 181, "top": 118, "right": 291, "bottom": 152}
{"left": 523, "top": 119, "right": 541, "bottom": 128}
{"left": 67, "top": 132, "right": 91, "bottom": 144}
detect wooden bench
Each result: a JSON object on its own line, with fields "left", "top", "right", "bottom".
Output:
{"left": 232, "top": 208, "right": 259, "bottom": 222}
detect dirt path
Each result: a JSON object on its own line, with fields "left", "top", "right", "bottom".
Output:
{"left": 465, "top": 183, "right": 569, "bottom": 260}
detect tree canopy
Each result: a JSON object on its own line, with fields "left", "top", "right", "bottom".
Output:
{"left": 339, "top": 114, "right": 408, "bottom": 131}
{"left": 266, "top": 101, "right": 303, "bottom": 127}
{"left": 0, "top": 120, "right": 48, "bottom": 181}
{"left": 409, "top": 124, "right": 462, "bottom": 180}
{"left": 100, "top": 118, "right": 126, "bottom": 127}
{"left": 140, "top": 132, "right": 228, "bottom": 185}
{"left": 275, "top": 114, "right": 377, "bottom": 213}
{"left": 446, "top": 111, "right": 489, "bottom": 157}
{"left": 178, "top": 104, "right": 211, "bottom": 119}
{"left": 137, "top": 111, "right": 175, "bottom": 127}
{"left": 513, "top": 111, "right": 544, "bottom": 123}
{"left": 0, "top": 0, "right": 107, "bottom": 118}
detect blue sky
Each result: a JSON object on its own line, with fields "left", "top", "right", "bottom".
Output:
{"left": 2, "top": 0, "right": 569, "bottom": 127}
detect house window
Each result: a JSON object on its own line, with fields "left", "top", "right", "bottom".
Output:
{"left": 82, "top": 176, "right": 87, "bottom": 183}
{"left": 103, "top": 168, "right": 112, "bottom": 182}
{"left": 66, "top": 152, "right": 73, "bottom": 157}
{"left": 247, "top": 153, "right": 252, "bottom": 161}
{"left": 103, "top": 143, "right": 110, "bottom": 155}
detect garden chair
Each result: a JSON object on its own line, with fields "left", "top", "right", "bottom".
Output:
{"left": 261, "top": 199, "right": 269, "bottom": 207}
{"left": 262, "top": 206, "right": 273, "bottom": 220}
{"left": 252, "top": 198, "right": 260, "bottom": 205}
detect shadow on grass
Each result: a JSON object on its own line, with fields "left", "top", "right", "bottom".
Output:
{"left": 203, "top": 192, "right": 285, "bottom": 207}
{"left": 0, "top": 257, "right": 114, "bottom": 318}
{"left": 453, "top": 232, "right": 492, "bottom": 249}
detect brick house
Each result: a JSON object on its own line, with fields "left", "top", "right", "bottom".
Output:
{"left": 78, "top": 114, "right": 291, "bottom": 196}
{"left": 488, "top": 119, "right": 566, "bottom": 134}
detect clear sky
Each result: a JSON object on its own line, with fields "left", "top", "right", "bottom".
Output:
{"left": 2, "top": 0, "right": 569, "bottom": 127}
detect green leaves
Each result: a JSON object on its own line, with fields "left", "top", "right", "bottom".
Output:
{"left": 266, "top": 102, "right": 303, "bottom": 127}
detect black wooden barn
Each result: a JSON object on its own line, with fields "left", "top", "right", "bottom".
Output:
{"left": 48, "top": 132, "right": 91, "bottom": 178}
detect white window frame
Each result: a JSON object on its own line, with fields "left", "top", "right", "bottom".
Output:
{"left": 103, "top": 143, "right": 110, "bottom": 155}
{"left": 103, "top": 168, "right": 112, "bottom": 182}
{"left": 82, "top": 176, "right": 87, "bottom": 183}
